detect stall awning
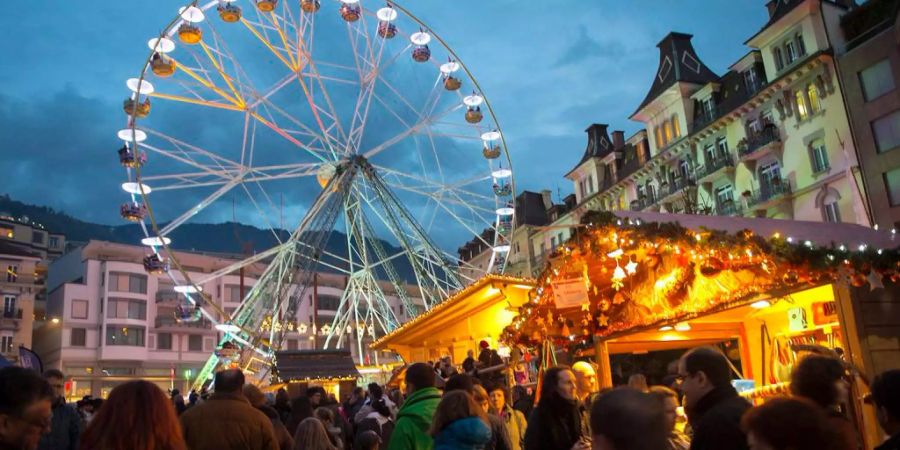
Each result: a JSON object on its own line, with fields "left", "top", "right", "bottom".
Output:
{"left": 371, "top": 275, "right": 535, "bottom": 361}
{"left": 274, "top": 350, "right": 360, "bottom": 382}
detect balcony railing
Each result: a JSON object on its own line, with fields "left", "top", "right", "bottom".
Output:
{"left": 155, "top": 316, "right": 212, "bottom": 329}
{"left": 737, "top": 127, "right": 780, "bottom": 159}
{"left": 715, "top": 201, "right": 742, "bottom": 216}
{"left": 630, "top": 195, "right": 657, "bottom": 211}
{"left": 2, "top": 309, "right": 23, "bottom": 319}
{"left": 696, "top": 155, "right": 735, "bottom": 181}
{"left": 745, "top": 179, "right": 792, "bottom": 208}
{"left": 657, "top": 176, "right": 696, "bottom": 203}
{"left": 155, "top": 290, "right": 180, "bottom": 304}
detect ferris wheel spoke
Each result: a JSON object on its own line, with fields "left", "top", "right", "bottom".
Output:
{"left": 166, "top": 55, "right": 244, "bottom": 107}
{"left": 197, "top": 41, "right": 247, "bottom": 106}
{"left": 362, "top": 102, "right": 460, "bottom": 159}
{"left": 241, "top": 18, "right": 297, "bottom": 72}
{"left": 157, "top": 176, "right": 246, "bottom": 237}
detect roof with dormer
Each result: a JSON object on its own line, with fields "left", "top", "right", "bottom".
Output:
{"left": 565, "top": 124, "right": 614, "bottom": 178}
{"left": 631, "top": 32, "right": 719, "bottom": 118}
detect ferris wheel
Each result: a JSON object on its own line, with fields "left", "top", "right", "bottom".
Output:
{"left": 117, "top": 0, "right": 514, "bottom": 385}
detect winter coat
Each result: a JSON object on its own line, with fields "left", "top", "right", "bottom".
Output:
{"left": 357, "top": 417, "right": 395, "bottom": 450}
{"left": 496, "top": 405, "right": 527, "bottom": 450}
{"left": 255, "top": 404, "right": 294, "bottom": 450}
{"left": 826, "top": 410, "right": 861, "bottom": 450}
{"left": 180, "top": 392, "right": 279, "bottom": 450}
{"left": 37, "top": 400, "right": 81, "bottom": 450}
{"left": 877, "top": 434, "right": 900, "bottom": 450}
{"left": 484, "top": 414, "right": 512, "bottom": 450}
{"left": 433, "top": 417, "right": 492, "bottom": 450}
{"left": 523, "top": 396, "right": 586, "bottom": 450}
{"left": 686, "top": 386, "right": 751, "bottom": 450}
{"left": 386, "top": 387, "right": 442, "bottom": 450}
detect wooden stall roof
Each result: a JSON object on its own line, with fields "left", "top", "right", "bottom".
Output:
{"left": 371, "top": 274, "right": 535, "bottom": 351}
{"left": 274, "top": 349, "right": 360, "bottom": 382}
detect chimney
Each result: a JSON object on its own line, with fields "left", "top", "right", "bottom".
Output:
{"left": 540, "top": 189, "right": 553, "bottom": 210}
{"left": 766, "top": 0, "right": 777, "bottom": 18}
{"left": 612, "top": 130, "right": 625, "bottom": 150}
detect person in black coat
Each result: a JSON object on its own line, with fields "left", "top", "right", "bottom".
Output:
{"left": 872, "top": 370, "right": 900, "bottom": 450}
{"left": 523, "top": 366, "right": 590, "bottom": 450}
{"left": 677, "top": 347, "right": 751, "bottom": 450}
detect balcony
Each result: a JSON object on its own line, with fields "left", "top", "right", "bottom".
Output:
{"left": 629, "top": 195, "right": 658, "bottom": 211}
{"left": 737, "top": 127, "right": 781, "bottom": 162}
{"left": 657, "top": 177, "right": 696, "bottom": 205}
{"left": 696, "top": 156, "right": 736, "bottom": 184}
{"left": 155, "top": 315, "right": 212, "bottom": 330}
{"left": 715, "top": 201, "right": 743, "bottom": 217}
{"left": 155, "top": 289, "right": 180, "bottom": 304}
{"left": 744, "top": 179, "right": 792, "bottom": 210}
{"left": 0, "top": 309, "right": 23, "bottom": 331}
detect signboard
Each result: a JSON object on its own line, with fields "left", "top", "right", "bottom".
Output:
{"left": 551, "top": 278, "right": 589, "bottom": 309}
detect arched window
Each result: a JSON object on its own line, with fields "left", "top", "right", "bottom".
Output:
{"left": 795, "top": 89, "right": 808, "bottom": 121}
{"left": 816, "top": 187, "right": 842, "bottom": 223}
{"left": 655, "top": 126, "right": 664, "bottom": 150}
{"left": 663, "top": 120, "right": 674, "bottom": 144}
{"left": 807, "top": 84, "right": 821, "bottom": 114}
{"left": 672, "top": 114, "right": 681, "bottom": 138}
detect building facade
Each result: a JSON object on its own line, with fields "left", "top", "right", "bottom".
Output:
{"left": 0, "top": 242, "right": 41, "bottom": 364}
{"left": 0, "top": 215, "right": 67, "bottom": 323}
{"left": 835, "top": 0, "right": 900, "bottom": 229}
{"left": 35, "top": 240, "right": 422, "bottom": 399}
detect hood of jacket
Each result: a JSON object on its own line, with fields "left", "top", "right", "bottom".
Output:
{"left": 434, "top": 417, "right": 491, "bottom": 447}
{"left": 395, "top": 387, "right": 441, "bottom": 429}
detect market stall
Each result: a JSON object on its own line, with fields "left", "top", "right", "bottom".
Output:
{"left": 370, "top": 274, "right": 534, "bottom": 365}
{"left": 502, "top": 211, "right": 900, "bottom": 449}
{"left": 272, "top": 349, "right": 360, "bottom": 399}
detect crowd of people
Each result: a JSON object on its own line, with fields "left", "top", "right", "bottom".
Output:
{"left": 2, "top": 345, "right": 900, "bottom": 450}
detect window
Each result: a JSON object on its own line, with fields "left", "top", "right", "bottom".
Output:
{"left": 664, "top": 120, "right": 674, "bottom": 144}
{"left": 872, "top": 110, "right": 900, "bottom": 153}
{"left": 744, "top": 68, "right": 758, "bottom": 91}
{"left": 716, "top": 137, "right": 729, "bottom": 157}
{"left": 188, "top": 335, "right": 202, "bottom": 352}
{"left": 317, "top": 295, "right": 341, "bottom": 310}
{"left": 859, "top": 59, "right": 894, "bottom": 102}
{"left": 106, "top": 298, "right": 146, "bottom": 320}
{"left": 587, "top": 175, "right": 594, "bottom": 194}
{"left": 105, "top": 326, "right": 145, "bottom": 346}
{"left": 225, "top": 285, "right": 242, "bottom": 303}
{"left": 678, "top": 160, "right": 690, "bottom": 179}
{"left": 3, "top": 296, "right": 15, "bottom": 316}
{"left": 31, "top": 232, "right": 44, "bottom": 244}
{"left": 759, "top": 162, "right": 783, "bottom": 192}
{"left": 884, "top": 168, "right": 900, "bottom": 206}
{"left": 671, "top": 115, "right": 681, "bottom": 138}
{"left": 823, "top": 202, "right": 841, "bottom": 223}
{"left": 550, "top": 236, "right": 558, "bottom": 249}
{"left": 637, "top": 185, "right": 646, "bottom": 200}
{"left": 538, "top": 242, "right": 546, "bottom": 256}
{"left": 6, "top": 265, "right": 17, "bottom": 283}
{"left": 704, "top": 144, "right": 715, "bottom": 163}
{"left": 157, "top": 333, "right": 172, "bottom": 350}
{"left": 49, "top": 236, "right": 60, "bottom": 249}
{"left": 773, "top": 47, "right": 784, "bottom": 71}
{"left": 71, "top": 300, "right": 88, "bottom": 319}
{"left": 748, "top": 119, "right": 762, "bottom": 134}
{"left": 0, "top": 226, "right": 12, "bottom": 239}
{"left": 71, "top": 328, "right": 86, "bottom": 347}
{"left": 807, "top": 84, "right": 821, "bottom": 114}
{"left": 108, "top": 272, "right": 147, "bottom": 294}
{"left": 784, "top": 40, "right": 797, "bottom": 64}
{"left": 809, "top": 139, "right": 829, "bottom": 173}
{"left": 795, "top": 33, "right": 806, "bottom": 57}
{"left": 0, "top": 336, "right": 12, "bottom": 353}
{"left": 655, "top": 126, "right": 664, "bottom": 150}
{"left": 795, "top": 90, "right": 809, "bottom": 121}
{"left": 715, "top": 185, "right": 735, "bottom": 205}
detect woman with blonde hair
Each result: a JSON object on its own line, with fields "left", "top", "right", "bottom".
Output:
{"left": 79, "top": 380, "right": 186, "bottom": 450}
{"left": 430, "top": 390, "right": 491, "bottom": 450}
{"left": 292, "top": 417, "right": 337, "bottom": 450}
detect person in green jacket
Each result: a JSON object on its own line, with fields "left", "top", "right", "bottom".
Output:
{"left": 388, "top": 363, "right": 443, "bottom": 450}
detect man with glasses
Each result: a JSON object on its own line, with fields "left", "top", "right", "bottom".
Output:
{"left": 676, "top": 347, "right": 750, "bottom": 450}
{"left": 36, "top": 370, "right": 81, "bottom": 450}
{"left": 0, "top": 366, "right": 54, "bottom": 450}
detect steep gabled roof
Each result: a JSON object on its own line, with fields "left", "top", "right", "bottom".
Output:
{"left": 273, "top": 350, "right": 360, "bottom": 382}
{"left": 565, "top": 124, "right": 614, "bottom": 178}
{"left": 632, "top": 32, "right": 719, "bottom": 117}
{"left": 515, "top": 191, "right": 551, "bottom": 227}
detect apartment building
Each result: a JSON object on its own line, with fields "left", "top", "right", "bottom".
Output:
{"left": 0, "top": 241, "right": 41, "bottom": 364}
{"left": 35, "top": 240, "right": 422, "bottom": 398}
